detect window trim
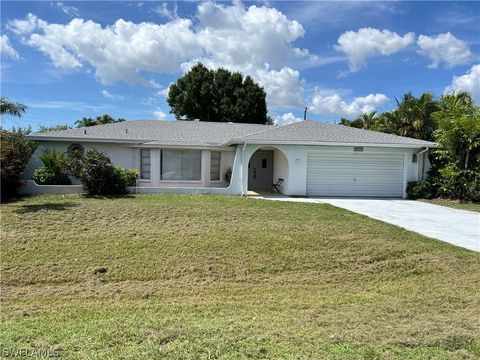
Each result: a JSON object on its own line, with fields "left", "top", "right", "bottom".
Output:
{"left": 160, "top": 149, "right": 202, "bottom": 181}
{"left": 140, "top": 149, "right": 151, "bottom": 180}
{"left": 210, "top": 151, "right": 221, "bottom": 182}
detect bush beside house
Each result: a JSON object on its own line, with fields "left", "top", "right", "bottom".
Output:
{"left": 32, "top": 149, "right": 71, "bottom": 185}
{"left": 66, "top": 148, "right": 138, "bottom": 195}
{"left": 0, "top": 129, "right": 37, "bottom": 201}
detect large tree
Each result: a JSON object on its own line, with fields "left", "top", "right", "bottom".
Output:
{"left": 167, "top": 63, "right": 272, "bottom": 124}
{"left": 75, "top": 114, "right": 125, "bottom": 128}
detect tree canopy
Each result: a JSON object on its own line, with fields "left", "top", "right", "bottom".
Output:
{"left": 167, "top": 63, "right": 272, "bottom": 125}
{"left": 340, "top": 92, "right": 438, "bottom": 141}
{"left": 75, "top": 114, "right": 125, "bottom": 128}
{"left": 0, "top": 97, "right": 27, "bottom": 118}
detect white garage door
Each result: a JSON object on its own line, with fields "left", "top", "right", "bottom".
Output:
{"left": 306, "top": 152, "right": 404, "bottom": 197}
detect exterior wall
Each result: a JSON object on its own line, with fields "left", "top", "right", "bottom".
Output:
{"left": 21, "top": 141, "right": 240, "bottom": 194}
{"left": 21, "top": 140, "right": 427, "bottom": 198}
{"left": 21, "top": 141, "right": 139, "bottom": 181}
{"left": 273, "top": 149, "right": 289, "bottom": 193}
{"left": 143, "top": 148, "right": 235, "bottom": 188}
{"left": 238, "top": 144, "right": 425, "bottom": 198}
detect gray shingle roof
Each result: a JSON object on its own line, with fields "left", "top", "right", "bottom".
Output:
{"left": 28, "top": 119, "right": 437, "bottom": 148}
{"left": 28, "top": 120, "right": 273, "bottom": 147}
{"left": 227, "top": 120, "right": 437, "bottom": 147}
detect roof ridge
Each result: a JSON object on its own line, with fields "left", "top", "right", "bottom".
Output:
{"left": 231, "top": 120, "right": 309, "bottom": 142}
{"left": 335, "top": 123, "right": 432, "bottom": 143}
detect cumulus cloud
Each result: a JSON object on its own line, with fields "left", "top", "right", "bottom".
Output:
{"left": 8, "top": 3, "right": 311, "bottom": 88}
{"left": 310, "top": 91, "right": 389, "bottom": 118}
{"left": 335, "top": 27, "right": 415, "bottom": 72}
{"left": 417, "top": 32, "right": 472, "bottom": 69}
{"left": 153, "top": 109, "right": 168, "bottom": 120}
{"left": 7, "top": 13, "right": 45, "bottom": 35}
{"left": 101, "top": 90, "right": 125, "bottom": 100}
{"left": 256, "top": 66, "right": 304, "bottom": 108}
{"left": 0, "top": 34, "right": 20, "bottom": 60}
{"left": 274, "top": 112, "right": 303, "bottom": 126}
{"left": 445, "top": 64, "right": 480, "bottom": 103}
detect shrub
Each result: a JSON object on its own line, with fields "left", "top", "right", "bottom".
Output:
{"left": 0, "top": 130, "right": 37, "bottom": 200}
{"left": 68, "top": 149, "right": 138, "bottom": 196}
{"left": 32, "top": 149, "right": 71, "bottom": 185}
{"left": 122, "top": 168, "right": 139, "bottom": 187}
{"left": 32, "top": 167, "right": 70, "bottom": 185}
{"left": 407, "top": 180, "right": 434, "bottom": 199}
{"left": 435, "top": 164, "right": 461, "bottom": 199}
{"left": 425, "top": 164, "right": 480, "bottom": 202}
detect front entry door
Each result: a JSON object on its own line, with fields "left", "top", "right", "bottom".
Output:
{"left": 248, "top": 150, "right": 273, "bottom": 190}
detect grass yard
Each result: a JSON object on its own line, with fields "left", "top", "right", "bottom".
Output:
{"left": 1, "top": 194, "right": 479, "bottom": 359}
{"left": 419, "top": 198, "right": 480, "bottom": 213}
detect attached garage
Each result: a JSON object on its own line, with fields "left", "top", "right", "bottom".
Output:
{"left": 306, "top": 152, "right": 405, "bottom": 197}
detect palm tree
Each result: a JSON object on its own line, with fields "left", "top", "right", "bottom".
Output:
{"left": 0, "top": 97, "right": 27, "bottom": 117}
{"left": 377, "top": 92, "right": 438, "bottom": 141}
{"left": 358, "top": 111, "right": 377, "bottom": 129}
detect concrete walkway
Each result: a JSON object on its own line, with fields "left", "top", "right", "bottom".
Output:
{"left": 251, "top": 195, "right": 480, "bottom": 252}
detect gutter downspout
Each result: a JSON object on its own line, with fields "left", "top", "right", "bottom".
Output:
{"left": 416, "top": 147, "right": 429, "bottom": 180}
{"left": 241, "top": 142, "right": 247, "bottom": 196}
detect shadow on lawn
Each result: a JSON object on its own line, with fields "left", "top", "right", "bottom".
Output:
{"left": 13, "top": 202, "right": 79, "bottom": 214}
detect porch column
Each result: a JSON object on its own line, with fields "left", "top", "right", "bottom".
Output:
{"left": 201, "top": 150, "right": 211, "bottom": 187}
{"left": 150, "top": 149, "right": 161, "bottom": 186}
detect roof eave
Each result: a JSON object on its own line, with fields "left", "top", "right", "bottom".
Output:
{"left": 224, "top": 139, "right": 439, "bottom": 148}
{"left": 26, "top": 135, "right": 147, "bottom": 144}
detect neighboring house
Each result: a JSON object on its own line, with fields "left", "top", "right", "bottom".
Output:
{"left": 21, "top": 120, "right": 437, "bottom": 198}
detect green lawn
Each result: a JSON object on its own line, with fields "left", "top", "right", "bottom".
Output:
{"left": 1, "top": 194, "right": 479, "bottom": 359}
{"left": 419, "top": 198, "right": 480, "bottom": 213}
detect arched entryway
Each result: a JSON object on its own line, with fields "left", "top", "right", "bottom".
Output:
{"left": 247, "top": 147, "right": 289, "bottom": 193}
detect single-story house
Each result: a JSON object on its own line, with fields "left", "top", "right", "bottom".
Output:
{"left": 21, "top": 120, "right": 437, "bottom": 198}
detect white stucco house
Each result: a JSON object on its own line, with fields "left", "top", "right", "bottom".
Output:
{"left": 21, "top": 120, "right": 437, "bottom": 198}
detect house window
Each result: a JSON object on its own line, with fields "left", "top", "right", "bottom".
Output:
{"left": 210, "top": 151, "right": 221, "bottom": 181}
{"left": 262, "top": 159, "right": 267, "bottom": 168}
{"left": 140, "top": 149, "right": 151, "bottom": 179}
{"left": 161, "top": 150, "right": 201, "bottom": 180}
{"left": 68, "top": 143, "right": 84, "bottom": 157}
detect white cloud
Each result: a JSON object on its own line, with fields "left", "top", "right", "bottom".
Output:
{"left": 445, "top": 64, "right": 480, "bottom": 103}
{"left": 156, "top": 83, "right": 173, "bottom": 97}
{"left": 8, "top": 2, "right": 313, "bottom": 110}
{"left": 101, "top": 90, "right": 125, "bottom": 100}
{"left": 274, "top": 112, "right": 303, "bottom": 126}
{"left": 256, "top": 66, "right": 304, "bottom": 108}
{"left": 153, "top": 2, "right": 178, "bottom": 20}
{"left": 28, "top": 100, "right": 111, "bottom": 112}
{"left": 7, "top": 13, "right": 45, "bottom": 35}
{"left": 0, "top": 35, "right": 20, "bottom": 60}
{"left": 53, "top": 2, "right": 81, "bottom": 17}
{"left": 335, "top": 27, "right": 415, "bottom": 72}
{"left": 153, "top": 109, "right": 168, "bottom": 120}
{"left": 310, "top": 91, "right": 389, "bottom": 118}
{"left": 417, "top": 32, "right": 472, "bottom": 69}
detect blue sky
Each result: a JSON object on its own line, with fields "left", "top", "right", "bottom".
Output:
{"left": 1, "top": 1, "right": 479, "bottom": 130}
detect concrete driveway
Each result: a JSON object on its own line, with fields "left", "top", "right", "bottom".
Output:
{"left": 251, "top": 194, "right": 480, "bottom": 252}
{"left": 316, "top": 198, "right": 480, "bottom": 252}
